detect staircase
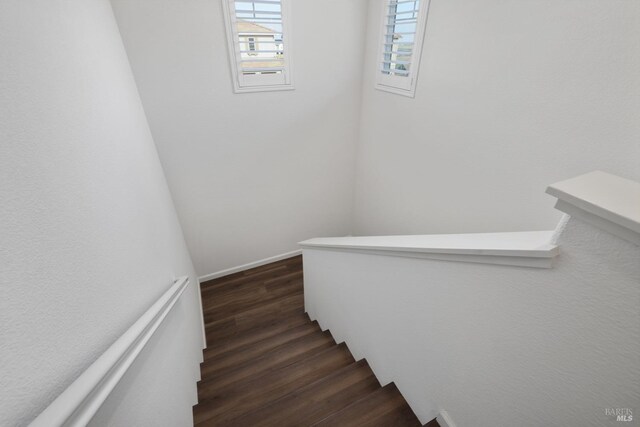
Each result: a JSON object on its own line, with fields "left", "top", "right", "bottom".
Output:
{"left": 193, "top": 255, "right": 435, "bottom": 426}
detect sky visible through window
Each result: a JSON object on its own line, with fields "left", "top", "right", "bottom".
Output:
{"left": 235, "top": 1, "right": 282, "bottom": 32}
{"left": 383, "top": 0, "right": 420, "bottom": 76}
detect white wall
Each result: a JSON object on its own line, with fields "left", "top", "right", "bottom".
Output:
{"left": 303, "top": 216, "right": 640, "bottom": 426}
{"left": 0, "top": 1, "right": 203, "bottom": 425}
{"left": 109, "top": 0, "right": 368, "bottom": 278}
{"left": 354, "top": 0, "right": 640, "bottom": 236}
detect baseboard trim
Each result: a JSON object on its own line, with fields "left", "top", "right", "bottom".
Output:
{"left": 437, "top": 410, "right": 457, "bottom": 427}
{"left": 198, "top": 250, "right": 302, "bottom": 282}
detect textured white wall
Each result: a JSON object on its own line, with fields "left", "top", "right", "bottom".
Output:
{"left": 303, "top": 217, "right": 640, "bottom": 426}
{"left": 354, "top": 0, "right": 640, "bottom": 236}
{"left": 0, "top": 1, "right": 203, "bottom": 425}
{"left": 109, "top": 0, "right": 367, "bottom": 278}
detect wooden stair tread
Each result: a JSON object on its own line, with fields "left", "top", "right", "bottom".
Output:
{"left": 311, "top": 383, "right": 420, "bottom": 427}
{"left": 203, "top": 274, "right": 302, "bottom": 321}
{"left": 194, "top": 343, "right": 355, "bottom": 425}
{"left": 202, "top": 311, "right": 310, "bottom": 358}
{"left": 197, "top": 330, "right": 336, "bottom": 400}
{"left": 200, "top": 256, "right": 302, "bottom": 295}
{"left": 201, "top": 270, "right": 303, "bottom": 312}
{"left": 204, "top": 292, "right": 304, "bottom": 342}
{"left": 202, "top": 268, "right": 302, "bottom": 305}
{"left": 201, "top": 265, "right": 289, "bottom": 296}
{"left": 202, "top": 320, "right": 320, "bottom": 366}
{"left": 227, "top": 359, "right": 381, "bottom": 427}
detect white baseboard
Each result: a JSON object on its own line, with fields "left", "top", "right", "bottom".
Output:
{"left": 198, "top": 250, "right": 302, "bottom": 282}
{"left": 437, "top": 410, "right": 457, "bottom": 427}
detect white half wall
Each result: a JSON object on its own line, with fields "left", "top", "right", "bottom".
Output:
{"left": 0, "top": 1, "right": 203, "bottom": 425}
{"left": 109, "top": 0, "right": 368, "bottom": 278}
{"left": 303, "top": 216, "right": 640, "bottom": 426}
{"left": 354, "top": 0, "right": 640, "bottom": 236}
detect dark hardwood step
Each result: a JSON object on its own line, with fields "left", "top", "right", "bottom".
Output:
{"left": 203, "top": 319, "right": 319, "bottom": 364}
{"left": 262, "top": 269, "right": 304, "bottom": 288}
{"left": 200, "top": 323, "right": 326, "bottom": 380}
{"left": 197, "top": 330, "right": 336, "bottom": 402}
{"left": 200, "top": 256, "right": 302, "bottom": 295}
{"left": 201, "top": 264, "right": 289, "bottom": 295}
{"left": 202, "top": 274, "right": 302, "bottom": 321}
{"left": 311, "top": 383, "right": 421, "bottom": 427}
{"left": 202, "top": 281, "right": 268, "bottom": 311}
{"left": 193, "top": 343, "right": 355, "bottom": 426}
{"left": 203, "top": 311, "right": 310, "bottom": 359}
{"left": 201, "top": 268, "right": 303, "bottom": 309}
{"left": 233, "top": 255, "right": 301, "bottom": 277}
{"left": 227, "top": 359, "right": 381, "bottom": 427}
{"left": 204, "top": 292, "right": 304, "bottom": 342}
{"left": 202, "top": 266, "right": 302, "bottom": 299}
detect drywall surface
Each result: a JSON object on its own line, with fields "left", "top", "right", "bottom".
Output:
{"left": 303, "top": 216, "right": 640, "bottom": 426}
{"left": 110, "top": 0, "right": 367, "bottom": 278}
{"left": 354, "top": 0, "right": 640, "bottom": 235}
{"left": 0, "top": 1, "right": 203, "bottom": 425}
{"left": 304, "top": 219, "right": 640, "bottom": 427}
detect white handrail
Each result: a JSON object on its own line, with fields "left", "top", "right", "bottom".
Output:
{"left": 29, "top": 277, "right": 190, "bottom": 427}
{"left": 300, "top": 231, "right": 560, "bottom": 269}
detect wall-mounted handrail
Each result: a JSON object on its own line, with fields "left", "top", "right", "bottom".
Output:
{"left": 29, "top": 277, "right": 190, "bottom": 427}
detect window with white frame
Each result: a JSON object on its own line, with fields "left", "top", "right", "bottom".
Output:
{"left": 222, "top": 0, "right": 294, "bottom": 93}
{"left": 375, "top": 0, "right": 430, "bottom": 97}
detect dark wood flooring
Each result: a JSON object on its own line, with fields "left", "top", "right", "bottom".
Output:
{"left": 193, "top": 255, "right": 437, "bottom": 427}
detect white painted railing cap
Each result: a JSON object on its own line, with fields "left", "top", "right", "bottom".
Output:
{"left": 300, "top": 231, "right": 559, "bottom": 269}
{"left": 546, "top": 171, "right": 640, "bottom": 245}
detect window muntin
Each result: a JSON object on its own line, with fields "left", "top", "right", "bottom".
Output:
{"left": 376, "top": 0, "right": 430, "bottom": 97}
{"left": 223, "top": 0, "right": 294, "bottom": 92}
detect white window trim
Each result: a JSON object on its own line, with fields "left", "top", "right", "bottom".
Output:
{"left": 222, "top": 0, "right": 295, "bottom": 94}
{"left": 374, "top": 0, "right": 431, "bottom": 98}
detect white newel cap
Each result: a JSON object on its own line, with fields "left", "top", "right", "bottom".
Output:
{"left": 546, "top": 171, "right": 640, "bottom": 245}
